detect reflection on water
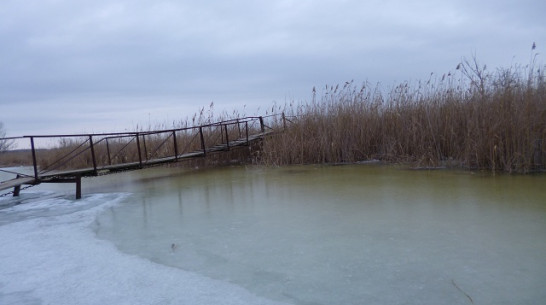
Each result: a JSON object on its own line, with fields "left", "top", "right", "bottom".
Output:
{"left": 94, "top": 165, "right": 546, "bottom": 305}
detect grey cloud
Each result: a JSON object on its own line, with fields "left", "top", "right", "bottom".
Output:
{"left": 1, "top": 0, "right": 544, "bottom": 135}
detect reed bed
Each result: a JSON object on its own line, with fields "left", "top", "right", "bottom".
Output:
{"left": 259, "top": 58, "right": 546, "bottom": 173}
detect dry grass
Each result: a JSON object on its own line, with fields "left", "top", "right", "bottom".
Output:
{"left": 259, "top": 57, "right": 546, "bottom": 173}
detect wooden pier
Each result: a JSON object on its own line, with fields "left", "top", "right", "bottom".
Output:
{"left": 1, "top": 115, "right": 283, "bottom": 199}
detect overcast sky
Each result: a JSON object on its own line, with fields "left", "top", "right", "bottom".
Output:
{"left": 1, "top": 0, "right": 544, "bottom": 137}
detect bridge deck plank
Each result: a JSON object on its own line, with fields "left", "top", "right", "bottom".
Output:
{"left": 0, "top": 177, "right": 37, "bottom": 191}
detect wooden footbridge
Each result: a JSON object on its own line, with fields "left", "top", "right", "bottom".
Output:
{"left": 0, "top": 115, "right": 286, "bottom": 199}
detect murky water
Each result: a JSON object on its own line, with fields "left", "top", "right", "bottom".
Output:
{"left": 93, "top": 165, "right": 546, "bottom": 305}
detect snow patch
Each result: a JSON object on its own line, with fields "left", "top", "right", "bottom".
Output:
{"left": 0, "top": 192, "right": 289, "bottom": 305}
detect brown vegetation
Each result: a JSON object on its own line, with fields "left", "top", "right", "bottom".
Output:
{"left": 259, "top": 57, "right": 546, "bottom": 173}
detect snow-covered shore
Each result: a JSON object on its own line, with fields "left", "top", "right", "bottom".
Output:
{"left": 0, "top": 192, "right": 288, "bottom": 305}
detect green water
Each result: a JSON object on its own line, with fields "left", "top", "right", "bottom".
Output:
{"left": 93, "top": 165, "right": 546, "bottom": 305}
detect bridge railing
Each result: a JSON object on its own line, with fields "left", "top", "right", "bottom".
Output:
{"left": 0, "top": 136, "right": 35, "bottom": 178}
{"left": 0, "top": 115, "right": 288, "bottom": 180}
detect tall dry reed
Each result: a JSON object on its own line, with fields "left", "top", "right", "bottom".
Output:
{"left": 259, "top": 56, "right": 546, "bottom": 173}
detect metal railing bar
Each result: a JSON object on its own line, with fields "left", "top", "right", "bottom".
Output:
{"left": 0, "top": 168, "right": 34, "bottom": 178}
{"left": 39, "top": 138, "right": 91, "bottom": 174}
{"left": 143, "top": 132, "right": 174, "bottom": 163}
{"left": 17, "top": 115, "right": 286, "bottom": 139}
{"left": 179, "top": 131, "right": 200, "bottom": 154}
{"left": 103, "top": 136, "right": 136, "bottom": 166}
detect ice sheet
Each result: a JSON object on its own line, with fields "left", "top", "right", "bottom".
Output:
{"left": 0, "top": 192, "right": 289, "bottom": 305}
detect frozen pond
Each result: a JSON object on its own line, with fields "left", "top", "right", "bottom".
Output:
{"left": 0, "top": 168, "right": 287, "bottom": 305}
{"left": 1, "top": 165, "right": 546, "bottom": 304}
{"left": 94, "top": 165, "right": 546, "bottom": 305}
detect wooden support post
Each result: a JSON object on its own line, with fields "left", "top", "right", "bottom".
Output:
{"left": 259, "top": 116, "right": 265, "bottom": 133}
{"left": 106, "top": 138, "right": 112, "bottom": 165}
{"left": 13, "top": 175, "right": 21, "bottom": 197}
{"left": 172, "top": 130, "right": 179, "bottom": 160}
{"left": 135, "top": 133, "right": 143, "bottom": 168}
{"left": 224, "top": 124, "right": 230, "bottom": 150}
{"left": 245, "top": 121, "right": 249, "bottom": 145}
{"left": 75, "top": 175, "right": 82, "bottom": 200}
{"left": 282, "top": 112, "right": 286, "bottom": 130}
{"left": 89, "top": 136, "right": 98, "bottom": 175}
{"left": 40, "top": 176, "right": 82, "bottom": 200}
{"left": 142, "top": 134, "right": 148, "bottom": 161}
{"left": 30, "top": 136, "right": 39, "bottom": 180}
{"left": 199, "top": 127, "right": 206, "bottom": 156}
{"left": 13, "top": 185, "right": 21, "bottom": 197}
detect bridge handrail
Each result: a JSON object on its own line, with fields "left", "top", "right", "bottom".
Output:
{"left": 0, "top": 136, "right": 26, "bottom": 141}
{"left": 17, "top": 116, "right": 269, "bottom": 139}
{"left": 2, "top": 114, "right": 290, "bottom": 180}
{"left": 0, "top": 114, "right": 293, "bottom": 143}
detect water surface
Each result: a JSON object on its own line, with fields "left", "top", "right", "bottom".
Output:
{"left": 94, "top": 165, "right": 546, "bottom": 305}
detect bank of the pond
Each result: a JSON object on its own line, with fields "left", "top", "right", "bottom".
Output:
{"left": 0, "top": 189, "right": 290, "bottom": 305}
